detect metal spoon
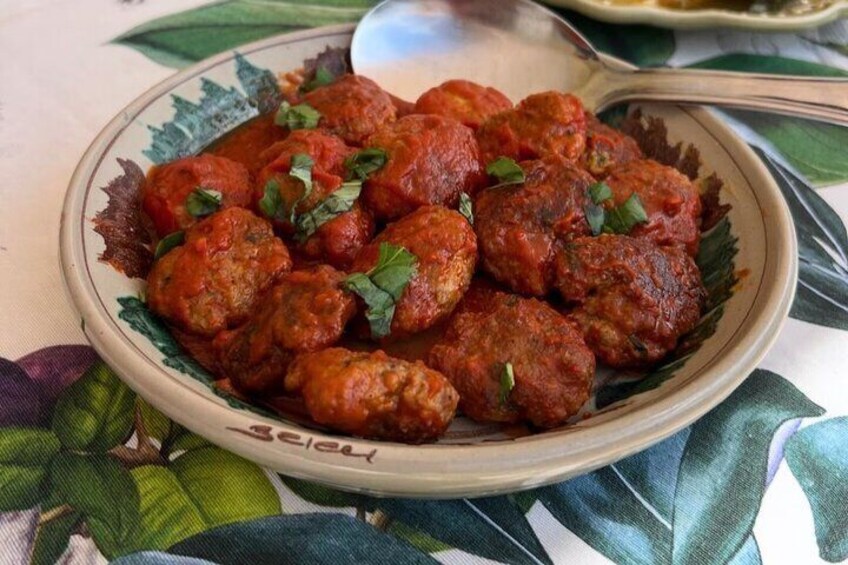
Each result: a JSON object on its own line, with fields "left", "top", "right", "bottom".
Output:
{"left": 351, "top": 0, "right": 848, "bottom": 125}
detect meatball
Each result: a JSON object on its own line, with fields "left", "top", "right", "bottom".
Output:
{"left": 297, "top": 204, "right": 375, "bottom": 270}
{"left": 429, "top": 290, "right": 595, "bottom": 428}
{"left": 350, "top": 206, "right": 477, "bottom": 338}
{"left": 414, "top": 80, "right": 512, "bottom": 130}
{"left": 476, "top": 91, "right": 587, "bottom": 164}
{"left": 285, "top": 348, "right": 459, "bottom": 443}
{"left": 147, "top": 208, "right": 291, "bottom": 336}
{"left": 603, "top": 159, "right": 702, "bottom": 255}
{"left": 581, "top": 114, "right": 643, "bottom": 177}
{"left": 207, "top": 113, "right": 287, "bottom": 176}
{"left": 302, "top": 74, "right": 397, "bottom": 145}
{"left": 361, "top": 114, "right": 486, "bottom": 221}
{"left": 554, "top": 235, "right": 706, "bottom": 368}
{"left": 216, "top": 266, "right": 356, "bottom": 394}
{"left": 141, "top": 154, "right": 253, "bottom": 237}
{"left": 475, "top": 156, "right": 596, "bottom": 296}
{"left": 256, "top": 129, "right": 351, "bottom": 181}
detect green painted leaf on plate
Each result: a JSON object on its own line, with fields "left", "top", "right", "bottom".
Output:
{"left": 127, "top": 447, "right": 280, "bottom": 553}
{"left": 49, "top": 453, "right": 140, "bottom": 558}
{"left": 755, "top": 148, "right": 848, "bottom": 331}
{"left": 0, "top": 427, "right": 60, "bottom": 511}
{"left": 785, "top": 417, "right": 848, "bottom": 562}
{"left": 671, "top": 369, "right": 824, "bottom": 565}
{"left": 51, "top": 360, "right": 135, "bottom": 452}
{"left": 112, "top": 0, "right": 378, "bottom": 69}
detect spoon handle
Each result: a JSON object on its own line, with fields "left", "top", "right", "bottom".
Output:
{"left": 592, "top": 68, "right": 848, "bottom": 126}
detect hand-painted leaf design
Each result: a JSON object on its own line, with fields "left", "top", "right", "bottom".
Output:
{"left": 15, "top": 345, "right": 98, "bottom": 406}
{"left": 537, "top": 370, "right": 821, "bottom": 565}
{"left": 755, "top": 148, "right": 848, "bottom": 331}
{"left": 0, "top": 427, "right": 60, "bottom": 511}
{"left": 50, "top": 360, "right": 135, "bottom": 452}
{"left": 30, "top": 507, "right": 82, "bottom": 565}
{"left": 687, "top": 53, "right": 848, "bottom": 77}
{"left": 165, "top": 514, "right": 437, "bottom": 564}
{"left": 125, "top": 447, "right": 280, "bottom": 554}
{"left": 671, "top": 369, "right": 824, "bottom": 565}
{"left": 49, "top": 453, "right": 140, "bottom": 558}
{"left": 234, "top": 53, "right": 282, "bottom": 114}
{"left": 112, "top": 0, "right": 378, "bottom": 69}
{"left": 552, "top": 10, "right": 675, "bottom": 67}
{"left": 785, "top": 417, "right": 848, "bottom": 562}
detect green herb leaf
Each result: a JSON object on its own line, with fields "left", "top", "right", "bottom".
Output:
{"left": 499, "top": 362, "right": 515, "bottom": 406}
{"left": 294, "top": 181, "right": 362, "bottom": 243}
{"left": 345, "top": 148, "right": 388, "bottom": 181}
{"left": 258, "top": 179, "right": 284, "bottom": 222}
{"left": 458, "top": 192, "right": 474, "bottom": 225}
{"left": 287, "top": 153, "right": 315, "bottom": 223}
{"left": 344, "top": 243, "right": 418, "bottom": 339}
{"left": 584, "top": 203, "right": 606, "bottom": 236}
{"left": 154, "top": 231, "right": 185, "bottom": 260}
{"left": 185, "top": 187, "right": 222, "bottom": 218}
{"left": 588, "top": 182, "right": 613, "bottom": 204}
{"left": 486, "top": 157, "right": 525, "bottom": 187}
{"left": 275, "top": 101, "right": 322, "bottom": 130}
{"left": 604, "top": 194, "right": 649, "bottom": 234}
{"left": 300, "top": 67, "right": 335, "bottom": 93}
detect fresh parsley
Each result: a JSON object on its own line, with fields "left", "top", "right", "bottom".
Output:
{"left": 499, "top": 362, "right": 515, "bottom": 406}
{"left": 153, "top": 231, "right": 185, "bottom": 260}
{"left": 583, "top": 185, "right": 648, "bottom": 236}
{"left": 486, "top": 156, "right": 525, "bottom": 188}
{"left": 185, "top": 187, "right": 222, "bottom": 218}
{"left": 300, "top": 67, "right": 335, "bottom": 93}
{"left": 344, "top": 243, "right": 418, "bottom": 339}
{"left": 275, "top": 101, "right": 322, "bottom": 130}
{"left": 294, "top": 181, "right": 362, "bottom": 242}
{"left": 458, "top": 192, "right": 474, "bottom": 225}
{"left": 345, "top": 148, "right": 388, "bottom": 181}
{"left": 588, "top": 182, "right": 612, "bottom": 204}
{"left": 258, "top": 179, "right": 284, "bottom": 222}
{"left": 258, "top": 154, "right": 315, "bottom": 224}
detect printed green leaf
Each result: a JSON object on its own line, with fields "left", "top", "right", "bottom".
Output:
{"left": 552, "top": 9, "right": 674, "bottom": 67}
{"left": 161, "top": 514, "right": 436, "bottom": 563}
{"left": 0, "top": 427, "right": 60, "bottom": 511}
{"left": 755, "top": 149, "right": 848, "bottom": 331}
{"left": 137, "top": 398, "right": 210, "bottom": 458}
{"left": 687, "top": 54, "right": 848, "bottom": 77}
{"left": 51, "top": 360, "right": 135, "bottom": 452}
{"left": 127, "top": 447, "right": 280, "bottom": 553}
{"left": 281, "top": 476, "right": 364, "bottom": 507}
{"left": 112, "top": 0, "right": 377, "bottom": 69}
{"left": 49, "top": 453, "right": 140, "bottom": 558}
{"left": 785, "top": 417, "right": 848, "bottom": 562}
{"left": 30, "top": 507, "right": 82, "bottom": 565}
{"left": 671, "top": 369, "right": 824, "bottom": 565}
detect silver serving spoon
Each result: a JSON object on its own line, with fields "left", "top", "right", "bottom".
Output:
{"left": 351, "top": 0, "right": 848, "bottom": 125}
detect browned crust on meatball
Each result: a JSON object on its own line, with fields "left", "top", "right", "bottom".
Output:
{"left": 285, "top": 347, "right": 459, "bottom": 443}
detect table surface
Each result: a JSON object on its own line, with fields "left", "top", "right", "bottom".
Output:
{"left": 0, "top": 1, "right": 846, "bottom": 564}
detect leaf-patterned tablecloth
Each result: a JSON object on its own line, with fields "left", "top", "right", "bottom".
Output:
{"left": 0, "top": 2, "right": 846, "bottom": 563}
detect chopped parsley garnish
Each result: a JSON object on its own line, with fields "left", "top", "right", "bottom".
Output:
{"left": 185, "top": 187, "right": 222, "bottom": 218}
{"left": 499, "top": 362, "right": 516, "bottom": 406}
{"left": 344, "top": 243, "right": 418, "bottom": 339}
{"left": 583, "top": 184, "right": 648, "bottom": 236}
{"left": 345, "top": 148, "right": 388, "bottom": 181}
{"left": 458, "top": 192, "right": 474, "bottom": 225}
{"left": 275, "top": 101, "right": 322, "bottom": 130}
{"left": 258, "top": 153, "right": 315, "bottom": 223}
{"left": 300, "top": 67, "right": 335, "bottom": 93}
{"left": 486, "top": 156, "right": 525, "bottom": 188}
{"left": 294, "top": 181, "right": 362, "bottom": 243}
{"left": 588, "top": 182, "right": 612, "bottom": 204}
{"left": 153, "top": 231, "right": 185, "bottom": 260}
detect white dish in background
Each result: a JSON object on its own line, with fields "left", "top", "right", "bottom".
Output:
{"left": 60, "top": 24, "right": 797, "bottom": 498}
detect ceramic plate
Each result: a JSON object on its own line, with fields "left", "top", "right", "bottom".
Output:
{"left": 60, "top": 24, "right": 796, "bottom": 498}
{"left": 545, "top": 0, "right": 848, "bottom": 29}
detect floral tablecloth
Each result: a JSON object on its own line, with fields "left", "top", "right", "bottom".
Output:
{"left": 1, "top": 1, "right": 846, "bottom": 563}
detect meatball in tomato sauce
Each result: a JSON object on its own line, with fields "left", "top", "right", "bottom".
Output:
{"left": 603, "top": 159, "right": 702, "bottom": 255}
{"left": 286, "top": 348, "right": 459, "bottom": 443}
{"left": 302, "top": 74, "right": 397, "bottom": 146}
{"left": 554, "top": 235, "right": 705, "bottom": 368}
{"left": 361, "top": 114, "right": 486, "bottom": 221}
{"left": 141, "top": 154, "right": 253, "bottom": 237}
{"left": 476, "top": 91, "right": 587, "bottom": 164}
{"left": 475, "top": 155, "right": 595, "bottom": 296}
{"left": 350, "top": 206, "right": 477, "bottom": 339}
{"left": 581, "top": 114, "right": 643, "bottom": 178}
{"left": 216, "top": 265, "right": 356, "bottom": 395}
{"left": 429, "top": 289, "right": 595, "bottom": 428}
{"left": 414, "top": 79, "right": 512, "bottom": 130}
{"left": 146, "top": 208, "right": 291, "bottom": 337}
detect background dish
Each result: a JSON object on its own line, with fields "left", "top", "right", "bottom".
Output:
{"left": 544, "top": 0, "right": 848, "bottom": 29}
{"left": 60, "top": 24, "right": 796, "bottom": 498}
